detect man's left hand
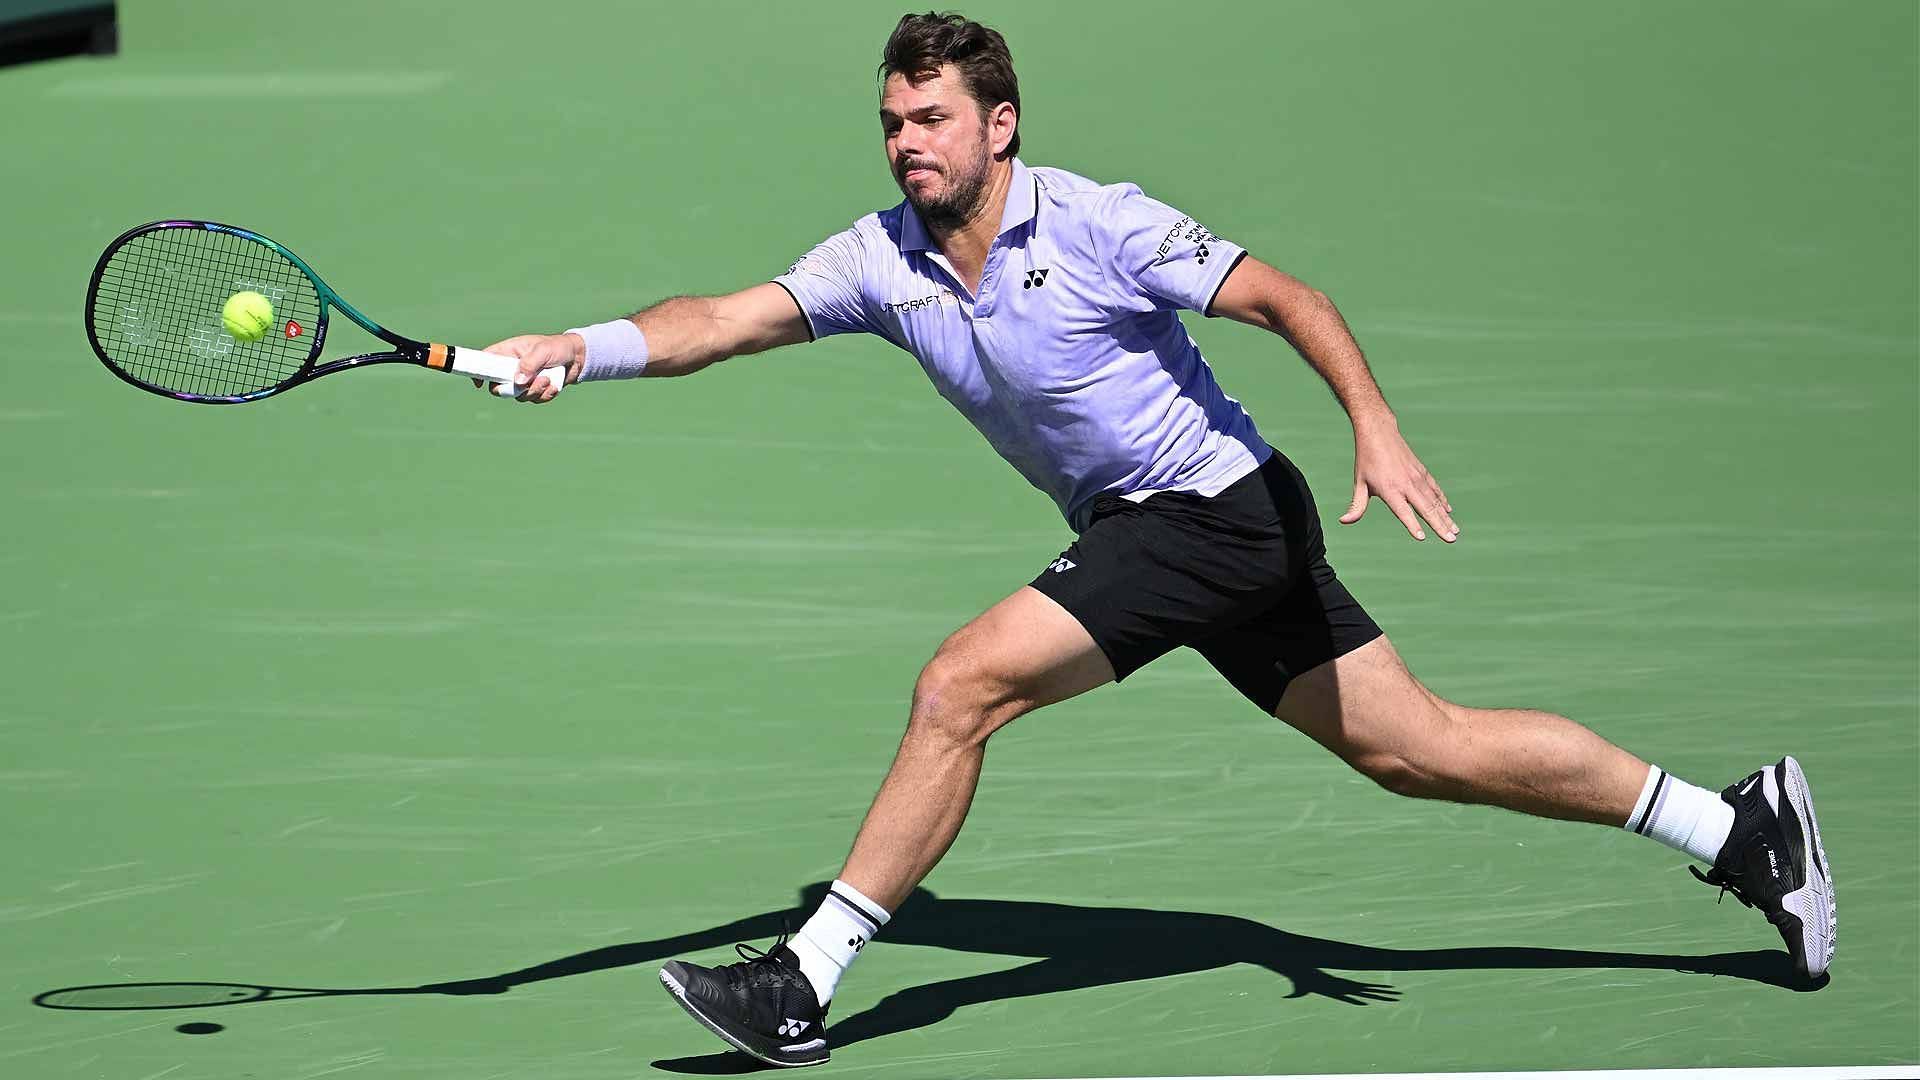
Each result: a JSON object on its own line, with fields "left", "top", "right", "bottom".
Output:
{"left": 1339, "top": 414, "right": 1458, "bottom": 543}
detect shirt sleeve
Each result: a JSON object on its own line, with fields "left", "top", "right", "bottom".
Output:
{"left": 1096, "top": 184, "right": 1248, "bottom": 315}
{"left": 772, "top": 225, "right": 875, "bottom": 340}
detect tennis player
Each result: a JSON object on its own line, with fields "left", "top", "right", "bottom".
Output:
{"left": 484, "top": 13, "right": 1834, "bottom": 1066}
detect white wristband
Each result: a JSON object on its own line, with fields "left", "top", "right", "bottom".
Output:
{"left": 567, "top": 318, "right": 649, "bottom": 381}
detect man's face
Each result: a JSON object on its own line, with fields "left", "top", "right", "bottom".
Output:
{"left": 880, "top": 66, "right": 995, "bottom": 230}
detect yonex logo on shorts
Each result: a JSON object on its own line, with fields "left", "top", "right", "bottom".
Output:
{"left": 1049, "top": 557, "right": 1075, "bottom": 573}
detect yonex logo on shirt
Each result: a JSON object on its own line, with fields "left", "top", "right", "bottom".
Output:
{"left": 1024, "top": 268, "right": 1050, "bottom": 289}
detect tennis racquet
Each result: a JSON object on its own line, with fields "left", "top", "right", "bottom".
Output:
{"left": 85, "top": 220, "right": 563, "bottom": 404}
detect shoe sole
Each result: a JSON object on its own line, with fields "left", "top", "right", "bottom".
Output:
{"left": 1778, "top": 755, "right": 1836, "bottom": 979}
{"left": 658, "top": 964, "right": 829, "bottom": 1068}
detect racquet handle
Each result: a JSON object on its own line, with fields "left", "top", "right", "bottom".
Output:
{"left": 437, "top": 345, "right": 567, "bottom": 399}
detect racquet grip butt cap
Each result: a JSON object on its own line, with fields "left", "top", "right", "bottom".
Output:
{"left": 488, "top": 365, "right": 567, "bottom": 398}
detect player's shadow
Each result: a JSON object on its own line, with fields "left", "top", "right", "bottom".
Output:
{"left": 636, "top": 883, "right": 1811, "bottom": 1073}
{"left": 32, "top": 882, "right": 1812, "bottom": 1073}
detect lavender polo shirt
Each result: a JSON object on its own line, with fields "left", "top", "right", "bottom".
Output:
{"left": 774, "top": 158, "right": 1271, "bottom": 531}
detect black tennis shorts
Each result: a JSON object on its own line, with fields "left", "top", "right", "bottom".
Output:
{"left": 1029, "top": 448, "right": 1382, "bottom": 713}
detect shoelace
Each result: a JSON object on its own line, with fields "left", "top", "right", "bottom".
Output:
{"left": 724, "top": 929, "right": 800, "bottom": 991}
{"left": 1688, "top": 864, "right": 1756, "bottom": 909}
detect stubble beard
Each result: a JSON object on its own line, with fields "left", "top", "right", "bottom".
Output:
{"left": 898, "top": 144, "right": 992, "bottom": 232}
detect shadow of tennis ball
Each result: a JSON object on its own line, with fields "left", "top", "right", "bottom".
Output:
{"left": 175, "top": 1022, "right": 223, "bottom": 1035}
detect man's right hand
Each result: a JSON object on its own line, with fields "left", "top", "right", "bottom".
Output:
{"left": 473, "top": 333, "right": 584, "bottom": 404}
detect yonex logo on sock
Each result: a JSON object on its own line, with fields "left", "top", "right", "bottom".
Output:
{"left": 778, "top": 1019, "right": 809, "bottom": 1037}
{"left": 848, "top": 935, "right": 865, "bottom": 952}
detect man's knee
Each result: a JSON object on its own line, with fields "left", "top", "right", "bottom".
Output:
{"left": 906, "top": 644, "right": 1022, "bottom": 748}
{"left": 1349, "top": 748, "right": 1443, "bottom": 799}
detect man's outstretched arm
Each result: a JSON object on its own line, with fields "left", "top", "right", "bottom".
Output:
{"left": 480, "top": 282, "right": 812, "bottom": 401}
{"left": 1208, "top": 256, "right": 1459, "bottom": 544}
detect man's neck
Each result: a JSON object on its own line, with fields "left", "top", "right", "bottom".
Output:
{"left": 928, "top": 159, "right": 1014, "bottom": 293}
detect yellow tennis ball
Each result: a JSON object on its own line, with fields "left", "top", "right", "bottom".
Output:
{"left": 221, "top": 291, "right": 274, "bottom": 342}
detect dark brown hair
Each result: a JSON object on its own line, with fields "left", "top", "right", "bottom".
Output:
{"left": 879, "top": 12, "right": 1021, "bottom": 157}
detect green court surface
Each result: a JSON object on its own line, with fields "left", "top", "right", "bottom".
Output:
{"left": 3, "top": 2, "right": 1916, "bottom": 1076}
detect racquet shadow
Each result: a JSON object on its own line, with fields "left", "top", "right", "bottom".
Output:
{"left": 32, "top": 881, "right": 1815, "bottom": 1072}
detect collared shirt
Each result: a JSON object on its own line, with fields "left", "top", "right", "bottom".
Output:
{"left": 774, "top": 158, "right": 1270, "bottom": 531}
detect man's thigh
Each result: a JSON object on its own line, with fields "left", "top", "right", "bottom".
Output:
{"left": 931, "top": 586, "right": 1117, "bottom": 714}
{"left": 1268, "top": 634, "right": 1440, "bottom": 759}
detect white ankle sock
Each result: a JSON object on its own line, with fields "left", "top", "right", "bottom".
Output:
{"left": 1625, "top": 765, "right": 1734, "bottom": 864}
{"left": 784, "top": 880, "right": 890, "bottom": 1007}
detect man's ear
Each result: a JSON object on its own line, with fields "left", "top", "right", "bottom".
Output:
{"left": 989, "top": 101, "right": 1018, "bottom": 157}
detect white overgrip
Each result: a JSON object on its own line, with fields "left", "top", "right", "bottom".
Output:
{"left": 443, "top": 345, "right": 567, "bottom": 399}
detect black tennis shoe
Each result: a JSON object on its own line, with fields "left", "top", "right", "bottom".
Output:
{"left": 1690, "top": 755, "right": 1835, "bottom": 981}
{"left": 659, "top": 934, "right": 829, "bottom": 1067}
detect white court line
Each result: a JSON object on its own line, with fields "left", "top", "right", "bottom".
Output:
{"left": 1029, "top": 1069, "right": 1920, "bottom": 1080}
{"left": 46, "top": 72, "right": 451, "bottom": 98}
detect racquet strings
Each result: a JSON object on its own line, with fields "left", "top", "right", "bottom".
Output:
{"left": 89, "top": 228, "right": 322, "bottom": 397}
